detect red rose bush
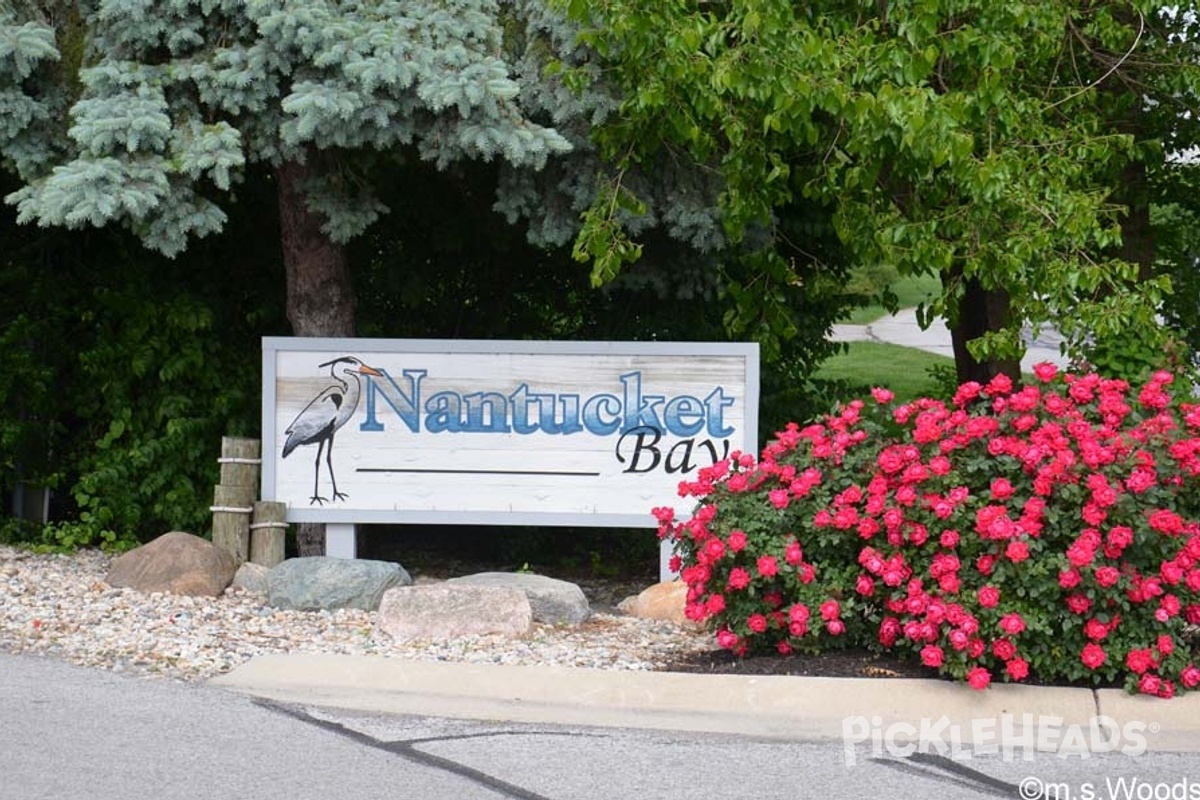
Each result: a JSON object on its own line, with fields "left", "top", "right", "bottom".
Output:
{"left": 654, "top": 366, "right": 1200, "bottom": 696}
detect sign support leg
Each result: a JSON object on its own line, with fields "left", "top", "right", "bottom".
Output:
{"left": 326, "top": 523, "right": 357, "bottom": 559}
{"left": 660, "top": 538, "right": 678, "bottom": 582}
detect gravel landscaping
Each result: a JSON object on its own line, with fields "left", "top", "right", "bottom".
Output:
{"left": 0, "top": 545, "right": 710, "bottom": 682}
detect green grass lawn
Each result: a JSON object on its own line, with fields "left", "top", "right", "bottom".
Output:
{"left": 816, "top": 341, "right": 954, "bottom": 402}
{"left": 841, "top": 273, "right": 942, "bottom": 325}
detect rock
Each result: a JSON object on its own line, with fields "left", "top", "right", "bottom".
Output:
{"left": 447, "top": 572, "right": 590, "bottom": 624}
{"left": 231, "top": 562, "right": 269, "bottom": 594}
{"left": 105, "top": 532, "right": 237, "bottom": 597}
{"left": 375, "top": 584, "right": 532, "bottom": 641}
{"left": 265, "top": 557, "right": 411, "bottom": 611}
{"left": 617, "top": 581, "right": 690, "bottom": 625}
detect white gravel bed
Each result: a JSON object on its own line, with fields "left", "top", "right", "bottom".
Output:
{"left": 0, "top": 545, "right": 709, "bottom": 682}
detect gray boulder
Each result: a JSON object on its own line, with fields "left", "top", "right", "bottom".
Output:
{"left": 266, "top": 557, "right": 412, "bottom": 611}
{"left": 376, "top": 584, "right": 532, "bottom": 641}
{"left": 105, "top": 532, "right": 237, "bottom": 597}
{"left": 230, "top": 562, "right": 270, "bottom": 594}
{"left": 447, "top": 571, "right": 590, "bottom": 624}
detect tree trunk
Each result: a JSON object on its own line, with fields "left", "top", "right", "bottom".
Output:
{"left": 278, "top": 158, "right": 356, "bottom": 337}
{"left": 949, "top": 275, "right": 1021, "bottom": 386}
{"left": 1117, "top": 161, "right": 1153, "bottom": 282}
{"left": 277, "top": 156, "right": 355, "bottom": 556}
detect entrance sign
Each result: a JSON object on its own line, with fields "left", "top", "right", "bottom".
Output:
{"left": 262, "top": 337, "right": 759, "bottom": 527}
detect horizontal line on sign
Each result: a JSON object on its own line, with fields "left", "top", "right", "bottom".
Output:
{"left": 356, "top": 468, "right": 601, "bottom": 477}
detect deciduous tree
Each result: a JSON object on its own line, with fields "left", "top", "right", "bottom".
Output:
{"left": 557, "top": 0, "right": 1200, "bottom": 382}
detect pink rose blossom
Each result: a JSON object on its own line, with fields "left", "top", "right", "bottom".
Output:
{"left": 1126, "top": 648, "right": 1155, "bottom": 675}
{"left": 1181, "top": 665, "right": 1200, "bottom": 689}
{"left": 920, "top": 645, "right": 944, "bottom": 668}
{"left": 716, "top": 628, "right": 739, "bottom": 650}
{"left": 788, "top": 603, "right": 810, "bottom": 624}
{"left": 702, "top": 538, "right": 726, "bottom": 562}
{"left": 820, "top": 599, "right": 841, "bottom": 621}
{"left": 1066, "top": 595, "right": 1092, "bottom": 615}
{"left": 990, "top": 478, "right": 1015, "bottom": 500}
{"left": 1006, "top": 658, "right": 1029, "bottom": 681}
{"left": 1081, "top": 643, "right": 1107, "bottom": 670}
{"left": 966, "top": 667, "right": 992, "bottom": 690}
{"left": 1084, "top": 618, "right": 1109, "bottom": 641}
{"left": 977, "top": 586, "right": 1000, "bottom": 608}
{"left": 1005, "top": 540, "right": 1030, "bottom": 562}
{"left": 1058, "top": 569, "right": 1082, "bottom": 589}
{"left": 1032, "top": 362, "right": 1058, "bottom": 382}
{"left": 992, "top": 638, "right": 1016, "bottom": 661}
{"left": 726, "top": 567, "right": 751, "bottom": 591}
{"left": 1094, "top": 566, "right": 1121, "bottom": 587}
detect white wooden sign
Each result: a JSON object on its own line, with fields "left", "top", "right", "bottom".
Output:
{"left": 262, "top": 338, "right": 759, "bottom": 528}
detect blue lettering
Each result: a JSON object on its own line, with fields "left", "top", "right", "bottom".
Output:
{"left": 582, "top": 394, "right": 621, "bottom": 435}
{"left": 360, "top": 369, "right": 426, "bottom": 432}
{"left": 542, "top": 394, "right": 583, "bottom": 435}
{"left": 510, "top": 384, "right": 539, "bottom": 434}
{"left": 508, "top": 385, "right": 583, "bottom": 434}
{"left": 705, "top": 387, "right": 736, "bottom": 437}
{"left": 620, "top": 371, "right": 664, "bottom": 433}
{"left": 663, "top": 395, "right": 705, "bottom": 437}
{"left": 357, "top": 368, "right": 738, "bottom": 439}
{"left": 425, "top": 392, "right": 462, "bottom": 433}
{"left": 462, "top": 392, "right": 511, "bottom": 433}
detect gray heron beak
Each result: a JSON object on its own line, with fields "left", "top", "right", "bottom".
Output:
{"left": 358, "top": 364, "right": 383, "bottom": 378}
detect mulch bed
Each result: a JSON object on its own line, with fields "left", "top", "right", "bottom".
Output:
{"left": 662, "top": 646, "right": 937, "bottom": 680}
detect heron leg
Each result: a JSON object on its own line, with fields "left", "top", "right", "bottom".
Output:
{"left": 310, "top": 439, "right": 328, "bottom": 505}
{"left": 327, "top": 433, "right": 349, "bottom": 502}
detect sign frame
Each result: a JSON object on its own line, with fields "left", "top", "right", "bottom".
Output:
{"left": 262, "top": 336, "right": 759, "bottom": 528}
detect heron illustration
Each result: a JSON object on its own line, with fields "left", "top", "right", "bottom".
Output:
{"left": 282, "top": 356, "right": 382, "bottom": 504}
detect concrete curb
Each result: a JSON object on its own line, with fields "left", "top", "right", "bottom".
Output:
{"left": 205, "top": 654, "right": 1196, "bottom": 751}
{"left": 1096, "top": 689, "right": 1200, "bottom": 752}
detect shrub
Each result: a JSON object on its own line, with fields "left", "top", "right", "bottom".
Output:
{"left": 656, "top": 365, "right": 1200, "bottom": 696}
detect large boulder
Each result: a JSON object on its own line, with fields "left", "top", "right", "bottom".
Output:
{"left": 375, "top": 584, "right": 532, "bottom": 641}
{"left": 618, "top": 581, "right": 691, "bottom": 625}
{"left": 105, "top": 532, "right": 237, "bottom": 597}
{"left": 266, "top": 557, "right": 412, "bottom": 611}
{"left": 230, "top": 562, "right": 270, "bottom": 594}
{"left": 447, "top": 572, "right": 590, "bottom": 624}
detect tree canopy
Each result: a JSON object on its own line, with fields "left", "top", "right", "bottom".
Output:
{"left": 3, "top": 0, "right": 571, "bottom": 252}
{"left": 556, "top": 0, "right": 1200, "bottom": 379}
{"left": 8, "top": 0, "right": 1200, "bottom": 547}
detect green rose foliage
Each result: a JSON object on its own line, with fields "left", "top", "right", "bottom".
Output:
{"left": 657, "top": 366, "right": 1200, "bottom": 696}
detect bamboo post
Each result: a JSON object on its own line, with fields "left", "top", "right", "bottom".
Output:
{"left": 249, "top": 501, "right": 287, "bottom": 568}
{"left": 211, "top": 483, "right": 254, "bottom": 562}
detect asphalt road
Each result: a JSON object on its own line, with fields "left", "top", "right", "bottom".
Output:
{"left": 4, "top": 652, "right": 1199, "bottom": 800}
